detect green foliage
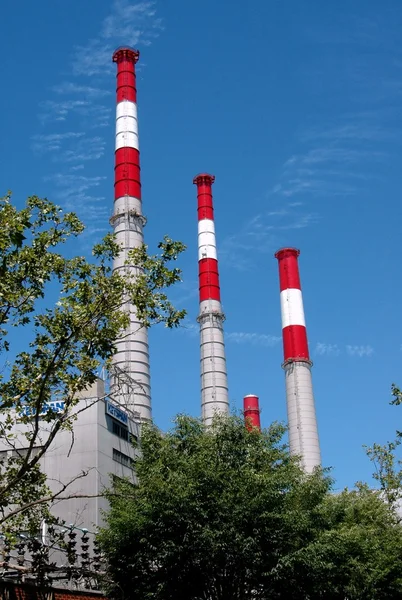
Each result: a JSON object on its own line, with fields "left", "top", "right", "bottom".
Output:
{"left": 365, "top": 384, "right": 402, "bottom": 506}
{"left": 127, "top": 236, "right": 187, "bottom": 328}
{"left": 99, "top": 415, "right": 402, "bottom": 599}
{"left": 390, "top": 384, "right": 402, "bottom": 408}
{"left": 0, "top": 193, "right": 185, "bottom": 538}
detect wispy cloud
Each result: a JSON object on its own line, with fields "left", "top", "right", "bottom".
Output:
{"left": 45, "top": 173, "right": 106, "bottom": 186}
{"left": 44, "top": 174, "right": 108, "bottom": 218}
{"left": 226, "top": 332, "right": 281, "bottom": 347}
{"left": 315, "top": 342, "right": 374, "bottom": 357}
{"left": 346, "top": 345, "right": 374, "bottom": 357}
{"left": 32, "top": 133, "right": 105, "bottom": 162}
{"left": 272, "top": 13, "right": 402, "bottom": 205}
{"left": 300, "top": 122, "right": 396, "bottom": 144}
{"left": 39, "top": 100, "right": 111, "bottom": 127}
{"left": 178, "top": 321, "right": 281, "bottom": 348}
{"left": 220, "top": 213, "right": 275, "bottom": 271}
{"left": 102, "top": 0, "right": 162, "bottom": 40}
{"left": 33, "top": 0, "right": 163, "bottom": 248}
{"left": 270, "top": 108, "right": 393, "bottom": 202}
{"left": 220, "top": 205, "right": 318, "bottom": 271}
{"left": 52, "top": 82, "right": 112, "bottom": 97}
{"left": 315, "top": 342, "right": 341, "bottom": 357}
{"left": 31, "top": 132, "right": 84, "bottom": 153}
{"left": 57, "top": 136, "right": 106, "bottom": 163}
{"left": 72, "top": 0, "right": 163, "bottom": 76}
{"left": 38, "top": 100, "right": 90, "bottom": 123}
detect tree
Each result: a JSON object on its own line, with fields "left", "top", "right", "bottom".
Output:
{"left": 283, "top": 484, "right": 402, "bottom": 599}
{"left": 365, "top": 384, "right": 402, "bottom": 506}
{"left": 0, "top": 193, "right": 186, "bottom": 538}
{"left": 99, "top": 414, "right": 402, "bottom": 599}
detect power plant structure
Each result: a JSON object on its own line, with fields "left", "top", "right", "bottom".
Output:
{"left": 106, "top": 50, "right": 322, "bottom": 472}
{"left": 2, "top": 46, "right": 323, "bottom": 536}
{"left": 110, "top": 47, "right": 151, "bottom": 423}
{"left": 275, "top": 248, "right": 321, "bottom": 473}
{"left": 194, "top": 174, "right": 230, "bottom": 425}
{"left": 243, "top": 395, "right": 261, "bottom": 431}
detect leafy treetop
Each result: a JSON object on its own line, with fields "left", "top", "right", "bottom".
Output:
{"left": 0, "top": 193, "right": 186, "bottom": 538}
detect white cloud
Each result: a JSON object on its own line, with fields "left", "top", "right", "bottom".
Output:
{"left": 31, "top": 132, "right": 84, "bottom": 154}
{"left": 33, "top": 133, "right": 105, "bottom": 162}
{"left": 87, "top": 105, "right": 112, "bottom": 128}
{"left": 301, "top": 123, "right": 396, "bottom": 143}
{"left": 81, "top": 225, "right": 109, "bottom": 238}
{"left": 226, "top": 332, "right": 281, "bottom": 347}
{"left": 39, "top": 100, "right": 111, "bottom": 127}
{"left": 346, "top": 345, "right": 374, "bottom": 357}
{"left": 102, "top": 0, "right": 161, "bottom": 41}
{"left": 278, "top": 213, "right": 319, "bottom": 229}
{"left": 32, "top": 132, "right": 84, "bottom": 142}
{"left": 52, "top": 82, "right": 112, "bottom": 97}
{"left": 179, "top": 324, "right": 281, "bottom": 348}
{"left": 219, "top": 213, "right": 276, "bottom": 271}
{"left": 72, "top": 0, "right": 162, "bottom": 76}
{"left": 32, "top": 1, "right": 163, "bottom": 248}
{"left": 46, "top": 173, "right": 106, "bottom": 185}
{"left": 220, "top": 204, "right": 317, "bottom": 271}
{"left": 39, "top": 100, "right": 90, "bottom": 123}
{"left": 314, "top": 342, "right": 374, "bottom": 357}
{"left": 270, "top": 109, "right": 392, "bottom": 201}
{"left": 44, "top": 174, "right": 107, "bottom": 206}
{"left": 315, "top": 342, "right": 341, "bottom": 356}
{"left": 58, "top": 136, "right": 106, "bottom": 163}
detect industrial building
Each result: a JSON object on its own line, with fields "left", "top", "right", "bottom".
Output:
{"left": 3, "top": 45, "right": 321, "bottom": 531}
{"left": 0, "top": 380, "right": 139, "bottom": 530}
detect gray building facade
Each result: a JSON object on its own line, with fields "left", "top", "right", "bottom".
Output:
{"left": 0, "top": 379, "right": 139, "bottom": 531}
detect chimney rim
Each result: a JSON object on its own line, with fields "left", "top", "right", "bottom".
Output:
{"left": 193, "top": 173, "right": 215, "bottom": 186}
{"left": 274, "top": 247, "right": 300, "bottom": 260}
{"left": 112, "top": 46, "right": 140, "bottom": 64}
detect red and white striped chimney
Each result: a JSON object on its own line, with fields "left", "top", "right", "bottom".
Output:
{"left": 275, "top": 248, "right": 321, "bottom": 472}
{"left": 194, "top": 174, "right": 229, "bottom": 425}
{"left": 110, "top": 47, "right": 151, "bottom": 422}
{"left": 243, "top": 395, "right": 261, "bottom": 431}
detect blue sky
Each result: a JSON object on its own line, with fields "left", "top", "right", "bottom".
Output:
{"left": 1, "top": 0, "right": 402, "bottom": 489}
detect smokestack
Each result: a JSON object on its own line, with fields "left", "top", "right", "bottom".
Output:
{"left": 243, "top": 395, "right": 261, "bottom": 431}
{"left": 110, "top": 47, "right": 151, "bottom": 422}
{"left": 274, "top": 248, "right": 321, "bottom": 472}
{"left": 194, "top": 174, "right": 229, "bottom": 425}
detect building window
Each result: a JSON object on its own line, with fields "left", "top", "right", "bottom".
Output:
{"left": 113, "top": 448, "right": 134, "bottom": 469}
{"left": 112, "top": 420, "right": 129, "bottom": 441}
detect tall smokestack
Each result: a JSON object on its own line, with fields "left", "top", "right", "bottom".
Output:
{"left": 110, "top": 47, "right": 151, "bottom": 422}
{"left": 243, "top": 395, "right": 261, "bottom": 431}
{"left": 194, "top": 174, "right": 229, "bottom": 425}
{"left": 274, "top": 248, "right": 321, "bottom": 472}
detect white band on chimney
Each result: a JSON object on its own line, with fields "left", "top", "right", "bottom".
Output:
{"left": 115, "top": 100, "right": 139, "bottom": 150}
{"left": 280, "top": 288, "right": 306, "bottom": 328}
{"left": 114, "top": 195, "right": 142, "bottom": 215}
{"left": 198, "top": 219, "right": 217, "bottom": 260}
